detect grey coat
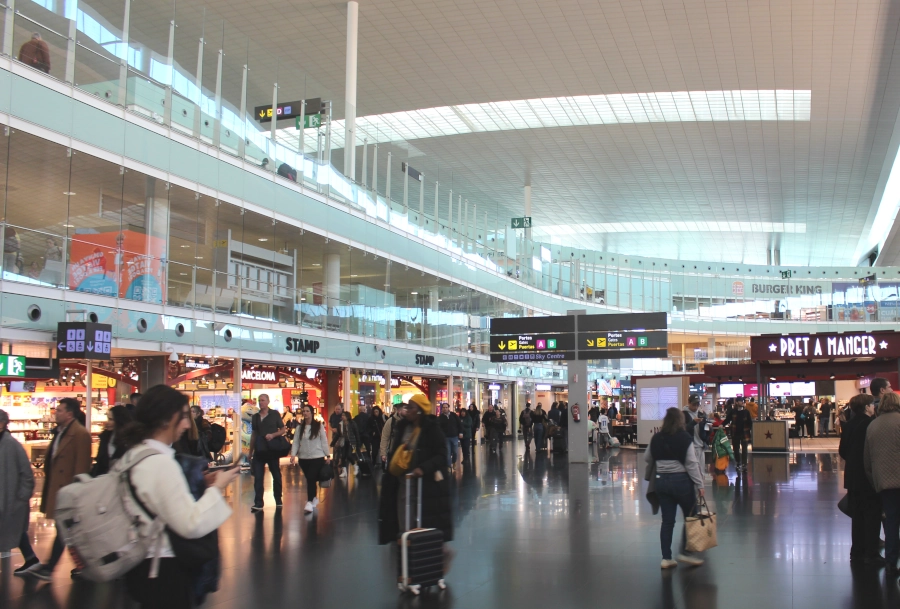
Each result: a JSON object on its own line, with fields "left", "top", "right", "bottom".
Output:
{"left": 0, "top": 431, "right": 35, "bottom": 550}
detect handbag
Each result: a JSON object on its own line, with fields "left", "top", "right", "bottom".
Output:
{"left": 318, "top": 462, "right": 334, "bottom": 488}
{"left": 684, "top": 496, "right": 718, "bottom": 553}
{"left": 253, "top": 413, "right": 292, "bottom": 458}
{"left": 715, "top": 455, "right": 729, "bottom": 471}
{"left": 837, "top": 493, "right": 851, "bottom": 517}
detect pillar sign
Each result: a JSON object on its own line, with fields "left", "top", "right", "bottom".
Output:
{"left": 57, "top": 322, "right": 112, "bottom": 360}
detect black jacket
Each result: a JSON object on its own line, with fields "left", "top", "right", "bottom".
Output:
{"left": 378, "top": 415, "right": 453, "bottom": 544}
{"left": 839, "top": 413, "right": 877, "bottom": 495}
{"left": 438, "top": 412, "right": 461, "bottom": 437}
{"left": 548, "top": 407, "right": 561, "bottom": 424}
{"left": 354, "top": 411, "right": 374, "bottom": 439}
{"left": 91, "top": 429, "right": 126, "bottom": 476}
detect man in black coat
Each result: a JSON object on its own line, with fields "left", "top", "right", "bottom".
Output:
{"left": 354, "top": 404, "right": 376, "bottom": 459}
{"left": 378, "top": 395, "right": 452, "bottom": 545}
{"left": 839, "top": 393, "right": 882, "bottom": 565}
{"left": 438, "top": 403, "right": 462, "bottom": 469}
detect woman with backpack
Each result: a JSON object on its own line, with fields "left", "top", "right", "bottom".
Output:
{"left": 117, "top": 385, "right": 237, "bottom": 609}
{"left": 289, "top": 405, "right": 332, "bottom": 513}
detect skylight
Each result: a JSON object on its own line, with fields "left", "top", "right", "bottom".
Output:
{"left": 534, "top": 221, "right": 807, "bottom": 236}
{"left": 281, "top": 89, "right": 811, "bottom": 150}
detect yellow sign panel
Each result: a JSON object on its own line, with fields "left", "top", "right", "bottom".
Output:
{"left": 507, "top": 340, "right": 518, "bottom": 351}
{"left": 213, "top": 239, "right": 228, "bottom": 248}
{"left": 91, "top": 374, "right": 108, "bottom": 389}
{"left": 597, "top": 337, "right": 607, "bottom": 347}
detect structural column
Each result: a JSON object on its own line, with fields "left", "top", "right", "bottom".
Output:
{"left": 524, "top": 184, "right": 532, "bottom": 241}
{"left": 324, "top": 253, "right": 341, "bottom": 309}
{"left": 231, "top": 357, "right": 242, "bottom": 464}
{"left": 342, "top": 367, "right": 352, "bottom": 413}
{"left": 343, "top": 1, "right": 359, "bottom": 179}
{"left": 566, "top": 310, "right": 589, "bottom": 464}
{"left": 383, "top": 370, "right": 392, "bottom": 411}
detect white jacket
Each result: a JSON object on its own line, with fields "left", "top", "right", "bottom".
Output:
{"left": 124, "top": 439, "right": 232, "bottom": 558}
{"left": 290, "top": 423, "right": 330, "bottom": 460}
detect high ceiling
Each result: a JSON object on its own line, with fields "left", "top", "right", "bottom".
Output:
{"left": 73, "top": 0, "right": 900, "bottom": 265}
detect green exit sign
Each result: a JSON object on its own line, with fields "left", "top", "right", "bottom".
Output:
{"left": 0, "top": 355, "right": 26, "bottom": 377}
{"left": 296, "top": 113, "right": 322, "bottom": 129}
{"left": 781, "top": 270, "right": 792, "bottom": 279}
{"left": 511, "top": 216, "right": 532, "bottom": 229}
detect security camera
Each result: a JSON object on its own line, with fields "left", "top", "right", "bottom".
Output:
{"left": 168, "top": 351, "right": 179, "bottom": 362}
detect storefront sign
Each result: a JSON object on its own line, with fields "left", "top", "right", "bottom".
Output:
{"left": 57, "top": 322, "right": 113, "bottom": 360}
{"left": 185, "top": 360, "right": 210, "bottom": 369}
{"left": 751, "top": 331, "right": 900, "bottom": 361}
{"left": 415, "top": 354, "right": 435, "bottom": 365}
{"left": 241, "top": 369, "right": 278, "bottom": 383}
{"left": 0, "top": 355, "right": 26, "bottom": 377}
{"left": 749, "top": 283, "right": 823, "bottom": 295}
{"left": 535, "top": 384, "right": 552, "bottom": 391}
{"left": 284, "top": 337, "right": 321, "bottom": 354}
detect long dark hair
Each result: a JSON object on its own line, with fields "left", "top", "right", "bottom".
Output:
{"left": 107, "top": 405, "right": 132, "bottom": 429}
{"left": 660, "top": 407, "right": 686, "bottom": 435}
{"left": 118, "top": 385, "right": 189, "bottom": 451}
{"left": 297, "top": 405, "right": 322, "bottom": 439}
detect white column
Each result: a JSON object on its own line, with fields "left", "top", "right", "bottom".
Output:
{"left": 325, "top": 253, "right": 341, "bottom": 308}
{"left": 117, "top": 0, "right": 132, "bottom": 107}
{"left": 85, "top": 361, "right": 93, "bottom": 430}
{"left": 343, "top": 1, "right": 359, "bottom": 178}
{"left": 193, "top": 35, "right": 204, "bottom": 138}
{"left": 342, "top": 367, "right": 352, "bottom": 413}
{"left": 1, "top": 0, "right": 15, "bottom": 57}
{"left": 524, "top": 184, "right": 532, "bottom": 242}
{"left": 384, "top": 370, "right": 392, "bottom": 411}
{"left": 418, "top": 173, "right": 425, "bottom": 228}
{"left": 463, "top": 199, "right": 469, "bottom": 251}
{"left": 433, "top": 181, "right": 440, "bottom": 232}
{"left": 386, "top": 152, "right": 392, "bottom": 202}
{"left": 448, "top": 374, "right": 455, "bottom": 407}
{"left": 447, "top": 190, "right": 453, "bottom": 240}
{"left": 361, "top": 139, "right": 368, "bottom": 188}
{"left": 372, "top": 144, "right": 378, "bottom": 194}
{"left": 231, "top": 357, "right": 242, "bottom": 464}
{"left": 567, "top": 310, "right": 590, "bottom": 464}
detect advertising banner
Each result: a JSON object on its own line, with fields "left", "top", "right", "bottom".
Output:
{"left": 68, "top": 230, "right": 166, "bottom": 303}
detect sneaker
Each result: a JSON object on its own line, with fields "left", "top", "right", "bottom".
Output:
{"left": 676, "top": 554, "right": 704, "bottom": 567}
{"left": 26, "top": 565, "right": 53, "bottom": 581}
{"left": 250, "top": 505, "right": 263, "bottom": 513}
{"left": 13, "top": 557, "right": 40, "bottom": 577}
{"left": 312, "top": 497, "right": 320, "bottom": 508}
{"left": 304, "top": 501, "right": 314, "bottom": 513}
{"left": 340, "top": 468, "right": 348, "bottom": 478}
{"left": 661, "top": 559, "right": 678, "bottom": 569}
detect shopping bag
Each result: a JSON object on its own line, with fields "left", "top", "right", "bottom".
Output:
{"left": 715, "top": 456, "right": 729, "bottom": 471}
{"left": 684, "top": 496, "right": 718, "bottom": 552}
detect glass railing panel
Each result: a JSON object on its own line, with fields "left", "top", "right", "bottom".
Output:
{"left": 2, "top": 226, "right": 66, "bottom": 288}
{"left": 12, "top": 12, "right": 69, "bottom": 82}
{"left": 167, "top": 261, "right": 194, "bottom": 308}
{"left": 74, "top": 37, "right": 120, "bottom": 103}
{"left": 125, "top": 68, "right": 166, "bottom": 122}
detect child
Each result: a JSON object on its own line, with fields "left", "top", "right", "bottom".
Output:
{"left": 712, "top": 426, "right": 734, "bottom": 472}
{"left": 597, "top": 408, "right": 612, "bottom": 448}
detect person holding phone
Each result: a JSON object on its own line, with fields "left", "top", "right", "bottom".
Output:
{"left": 290, "top": 405, "right": 331, "bottom": 513}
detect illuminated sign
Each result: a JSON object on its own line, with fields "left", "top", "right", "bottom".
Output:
{"left": 255, "top": 98, "right": 323, "bottom": 123}
{"left": 751, "top": 331, "right": 900, "bottom": 360}
{"left": 56, "top": 322, "right": 113, "bottom": 360}
{"left": 242, "top": 369, "right": 278, "bottom": 382}
{"left": 0, "top": 355, "right": 26, "bottom": 377}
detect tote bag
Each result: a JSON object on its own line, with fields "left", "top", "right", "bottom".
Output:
{"left": 684, "top": 496, "right": 718, "bottom": 552}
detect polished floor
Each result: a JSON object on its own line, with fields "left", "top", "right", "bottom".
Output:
{"left": 1, "top": 440, "right": 896, "bottom": 609}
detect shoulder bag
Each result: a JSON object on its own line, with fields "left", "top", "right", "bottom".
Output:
{"left": 253, "top": 413, "right": 292, "bottom": 458}
{"left": 684, "top": 495, "right": 718, "bottom": 552}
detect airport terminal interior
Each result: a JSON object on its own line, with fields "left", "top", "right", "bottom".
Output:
{"left": 2, "top": 0, "right": 900, "bottom": 607}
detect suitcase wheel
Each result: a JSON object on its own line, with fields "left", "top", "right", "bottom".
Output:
{"left": 409, "top": 585, "right": 421, "bottom": 596}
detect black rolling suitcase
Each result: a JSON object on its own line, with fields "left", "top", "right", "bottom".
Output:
{"left": 398, "top": 475, "right": 446, "bottom": 595}
{"left": 358, "top": 451, "right": 373, "bottom": 477}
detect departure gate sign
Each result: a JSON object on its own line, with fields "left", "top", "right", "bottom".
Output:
{"left": 750, "top": 331, "right": 900, "bottom": 361}
{"left": 56, "top": 322, "right": 113, "bottom": 360}
{"left": 489, "top": 313, "right": 667, "bottom": 362}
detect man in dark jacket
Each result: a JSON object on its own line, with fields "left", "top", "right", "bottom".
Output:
{"left": 18, "top": 33, "right": 51, "bottom": 74}
{"left": 839, "top": 393, "right": 881, "bottom": 565}
{"left": 482, "top": 405, "right": 502, "bottom": 454}
{"left": 725, "top": 397, "right": 753, "bottom": 471}
{"left": 438, "top": 403, "right": 462, "bottom": 468}
{"left": 354, "top": 404, "right": 375, "bottom": 459}
{"left": 607, "top": 402, "right": 619, "bottom": 421}
{"left": 378, "top": 395, "right": 452, "bottom": 545}
{"left": 548, "top": 402, "right": 561, "bottom": 425}
{"left": 329, "top": 403, "right": 344, "bottom": 434}
{"left": 519, "top": 403, "right": 534, "bottom": 451}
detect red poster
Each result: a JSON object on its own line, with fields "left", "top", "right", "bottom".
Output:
{"left": 68, "top": 231, "right": 167, "bottom": 303}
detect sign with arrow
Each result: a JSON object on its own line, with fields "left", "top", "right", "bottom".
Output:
{"left": 510, "top": 216, "right": 532, "bottom": 229}
{"left": 57, "top": 322, "right": 113, "bottom": 360}
{"left": 0, "top": 355, "right": 26, "bottom": 377}
{"left": 296, "top": 113, "right": 322, "bottom": 129}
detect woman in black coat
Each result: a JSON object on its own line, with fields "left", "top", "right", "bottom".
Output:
{"left": 92, "top": 405, "right": 132, "bottom": 476}
{"left": 838, "top": 393, "right": 882, "bottom": 565}
{"left": 378, "top": 395, "right": 453, "bottom": 546}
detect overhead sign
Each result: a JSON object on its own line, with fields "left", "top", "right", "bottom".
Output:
{"left": 242, "top": 368, "right": 279, "bottom": 383}
{"left": 284, "top": 337, "right": 321, "bottom": 354}
{"left": 296, "top": 113, "right": 322, "bottom": 129}
{"left": 577, "top": 313, "right": 668, "bottom": 360}
{"left": 255, "top": 98, "right": 323, "bottom": 123}
{"left": 511, "top": 217, "right": 532, "bottom": 229}
{"left": 57, "top": 322, "right": 113, "bottom": 360}
{"left": 750, "top": 331, "right": 900, "bottom": 361}
{"left": 0, "top": 355, "right": 26, "bottom": 377}
{"left": 489, "top": 312, "right": 667, "bottom": 362}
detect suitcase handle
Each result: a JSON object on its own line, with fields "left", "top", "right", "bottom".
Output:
{"left": 405, "top": 474, "right": 423, "bottom": 530}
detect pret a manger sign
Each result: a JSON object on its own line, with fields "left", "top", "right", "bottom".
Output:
{"left": 751, "top": 332, "right": 900, "bottom": 361}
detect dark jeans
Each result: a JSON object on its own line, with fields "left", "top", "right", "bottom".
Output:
{"left": 656, "top": 472, "right": 698, "bottom": 560}
{"left": 460, "top": 438, "right": 470, "bottom": 461}
{"left": 881, "top": 488, "right": 900, "bottom": 564}
{"left": 849, "top": 490, "right": 882, "bottom": 559}
{"left": 446, "top": 437, "right": 459, "bottom": 466}
{"left": 252, "top": 452, "right": 283, "bottom": 507}
{"left": 734, "top": 436, "right": 749, "bottom": 465}
{"left": 487, "top": 427, "right": 500, "bottom": 451}
{"left": 125, "top": 558, "right": 192, "bottom": 609}
{"left": 18, "top": 531, "right": 36, "bottom": 561}
{"left": 534, "top": 423, "right": 545, "bottom": 450}
{"left": 298, "top": 457, "right": 325, "bottom": 502}
{"left": 523, "top": 426, "right": 533, "bottom": 450}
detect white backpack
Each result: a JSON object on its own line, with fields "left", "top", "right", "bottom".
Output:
{"left": 54, "top": 446, "right": 164, "bottom": 582}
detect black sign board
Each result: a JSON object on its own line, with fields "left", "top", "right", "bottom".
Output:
{"left": 255, "top": 98, "right": 323, "bottom": 123}
{"left": 489, "top": 312, "right": 667, "bottom": 362}
{"left": 56, "top": 322, "right": 113, "bottom": 360}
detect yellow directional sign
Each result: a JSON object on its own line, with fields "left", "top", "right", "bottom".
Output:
{"left": 498, "top": 341, "right": 506, "bottom": 350}
{"left": 508, "top": 340, "right": 518, "bottom": 351}
{"left": 597, "top": 337, "right": 607, "bottom": 347}
{"left": 586, "top": 339, "right": 595, "bottom": 347}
